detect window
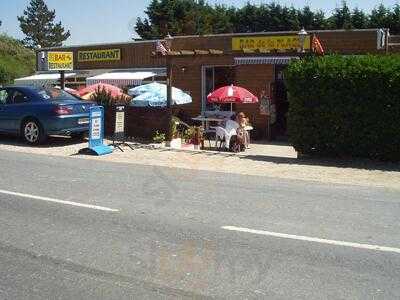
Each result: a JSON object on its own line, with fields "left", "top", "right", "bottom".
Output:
{"left": 37, "top": 88, "right": 78, "bottom": 101}
{"left": 0, "top": 89, "right": 10, "bottom": 105}
{"left": 11, "top": 90, "right": 29, "bottom": 104}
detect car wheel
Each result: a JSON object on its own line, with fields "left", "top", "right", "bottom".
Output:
{"left": 22, "top": 119, "right": 45, "bottom": 145}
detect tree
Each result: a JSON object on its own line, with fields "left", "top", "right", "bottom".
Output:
{"left": 134, "top": 0, "right": 400, "bottom": 39}
{"left": 369, "top": 4, "right": 391, "bottom": 29}
{"left": 389, "top": 4, "right": 400, "bottom": 34}
{"left": 329, "top": 1, "right": 352, "bottom": 29}
{"left": 18, "top": 0, "right": 70, "bottom": 48}
{"left": 298, "top": 6, "right": 327, "bottom": 30}
{"left": 351, "top": 8, "right": 369, "bottom": 29}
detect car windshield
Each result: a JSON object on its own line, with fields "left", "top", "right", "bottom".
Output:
{"left": 38, "top": 88, "right": 78, "bottom": 101}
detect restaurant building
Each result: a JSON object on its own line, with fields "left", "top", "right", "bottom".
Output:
{"left": 33, "top": 28, "right": 390, "bottom": 139}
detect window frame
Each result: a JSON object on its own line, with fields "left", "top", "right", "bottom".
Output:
{"left": 0, "top": 88, "right": 10, "bottom": 105}
{"left": 9, "top": 89, "right": 30, "bottom": 104}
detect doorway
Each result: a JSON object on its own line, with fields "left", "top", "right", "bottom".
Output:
{"left": 274, "top": 64, "right": 289, "bottom": 139}
{"left": 201, "top": 66, "right": 235, "bottom": 112}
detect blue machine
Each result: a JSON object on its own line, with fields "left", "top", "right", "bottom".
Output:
{"left": 87, "top": 106, "right": 113, "bottom": 155}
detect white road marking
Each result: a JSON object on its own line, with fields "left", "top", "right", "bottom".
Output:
{"left": 0, "top": 189, "right": 119, "bottom": 212}
{"left": 222, "top": 226, "right": 400, "bottom": 254}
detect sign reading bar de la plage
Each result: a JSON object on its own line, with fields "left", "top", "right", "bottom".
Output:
{"left": 48, "top": 51, "right": 74, "bottom": 71}
{"left": 232, "top": 35, "right": 311, "bottom": 51}
{"left": 78, "top": 49, "right": 121, "bottom": 62}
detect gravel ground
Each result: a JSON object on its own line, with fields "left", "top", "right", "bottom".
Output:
{"left": 0, "top": 135, "right": 399, "bottom": 190}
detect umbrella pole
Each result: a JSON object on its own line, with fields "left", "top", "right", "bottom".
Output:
{"left": 166, "top": 54, "right": 173, "bottom": 142}
{"left": 230, "top": 103, "right": 233, "bottom": 112}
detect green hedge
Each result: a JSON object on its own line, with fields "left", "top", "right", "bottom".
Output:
{"left": 285, "top": 55, "right": 400, "bottom": 161}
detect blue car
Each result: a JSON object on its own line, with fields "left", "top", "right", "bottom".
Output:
{"left": 0, "top": 86, "right": 95, "bottom": 144}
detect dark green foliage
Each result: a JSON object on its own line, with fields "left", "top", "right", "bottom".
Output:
{"left": 0, "top": 34, "right": 35, "bottom": 85}
{"left": 351, "top": 8, "right": 369, "bottom": 29}
{"left": 328, "top": 1, "right": 352, "bottom": 29}
{"left": 285, "top": 55, "right": 400, "bottom": 161}
{"left": 135, "top": 0, "right": 400, "bottom": 39}
{"left": 18, "top": 0, "right": 70, "bottom": 48}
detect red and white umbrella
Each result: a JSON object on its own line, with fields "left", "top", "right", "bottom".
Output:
{"left": 207, "top": 85, "right": 258, "bottom": 104}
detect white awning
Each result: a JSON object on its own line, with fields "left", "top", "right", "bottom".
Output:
{"left": 86, "top": 71, "right": 156, "bottom": 87}
{"left": 14, "top": 73, "right": 76, "bottom": 86}
{"left": 235, "top": 56, "right": 300, "bottom": 65}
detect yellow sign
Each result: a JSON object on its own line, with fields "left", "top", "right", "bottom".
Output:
{"left": 78, "top": 49, "right": 121, "bottom": 62}
{"left": 232, "top": 35, "right": 311, "bottom": 51}
{"left": 48, "top": 51, "right": 74, "bottom": 70}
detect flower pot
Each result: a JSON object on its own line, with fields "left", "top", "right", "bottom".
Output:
{"left": 167, "top": 138, "right": 182, "bottom": 149}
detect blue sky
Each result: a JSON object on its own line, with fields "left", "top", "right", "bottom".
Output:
{"left": 0, "top": 0, "right": 398, "bottom": 45}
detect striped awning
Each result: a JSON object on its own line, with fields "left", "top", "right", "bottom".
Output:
{"left": 234, "top": 56, "right": 300, "bottom": 65}
{"left": 86, "top": 71, "right": 156, "bottom": 87}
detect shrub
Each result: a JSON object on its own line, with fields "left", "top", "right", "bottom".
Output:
{"left": 90, "top": 87, "right": 131, "bottom": 106}
{"left": 0, "top": 64, "right": 12, "bottom": 84}
{"left": 285, "top": 55, "right": 400, "bottom": 161}
{"left": 152, "top": 131, "right": 166, "bottom": 143}
{"left": 0, "top": 34, "right": 35, "bottom": 85}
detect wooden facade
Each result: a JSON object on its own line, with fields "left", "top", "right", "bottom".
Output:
{"left": 38, "top": 40, "right": 165, "bottom": 71}
{"left": 170, "top": 29, "right": 383, "bottom": 54}
{"left": 37, "top": 29, "right": 388, "bottom": 139}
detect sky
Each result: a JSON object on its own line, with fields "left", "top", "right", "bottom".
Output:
{"left": 0, "top": 0, "right": 399, "bottom": 45}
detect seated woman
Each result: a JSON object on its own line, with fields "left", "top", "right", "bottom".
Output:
{"left": 215, "top": 114, "right": 239, "bottom": 150}
{"left": 235, "top": 112, "right": 250, "bottom": 149}
{"left": 215, "top": 113, "right": 250, "bottom": 152}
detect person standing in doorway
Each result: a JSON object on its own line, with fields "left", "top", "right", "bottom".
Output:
{"left": 259, "top": 90, "right": 271, "bottom": 140}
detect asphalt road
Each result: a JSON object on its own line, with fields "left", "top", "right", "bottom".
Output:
{"left": 0, "top": 150, "right": 399, "bottom": 299}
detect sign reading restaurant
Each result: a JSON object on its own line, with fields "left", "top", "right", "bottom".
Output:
{"left": 78, "top": 49, "right": 121, "bottom": 62}
{"left": 47, "top": 51, "right": 74, "bottom": 71}
{"left": 232, "top": 35, "right": 311, "bottom": 51}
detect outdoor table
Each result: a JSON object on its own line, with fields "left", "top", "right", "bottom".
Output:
{"left": 193, "top": 116, "right": 254, "bottom": 150}
{"left": 192, "top": 116, "right": 225, "bottom": 130}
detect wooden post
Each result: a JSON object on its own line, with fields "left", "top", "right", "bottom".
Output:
{"left": 60, "top": 70, "right": 65, "bottom": 90}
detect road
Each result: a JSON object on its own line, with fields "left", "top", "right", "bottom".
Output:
{"left": 0, "top": 150, "right": 399, "bottom": 299}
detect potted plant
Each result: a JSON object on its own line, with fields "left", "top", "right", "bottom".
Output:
{"left": 152, "top": 131, "right": 166, "bottom": 147}
{"left": 182, "top": 125, "right": 203, "bottom": 150}
{"left": 166, "top": 116, "right": 182, "bottom": 149}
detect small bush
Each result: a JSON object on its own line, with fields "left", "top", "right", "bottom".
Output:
{"left": 152, "top": 131, "right": 166, "bottom": 143}
{"left": 285, "top": 55, "right": 400, "bottom": 161}
{"left": 90, "top": 87, "right": 131, "bottom": 106}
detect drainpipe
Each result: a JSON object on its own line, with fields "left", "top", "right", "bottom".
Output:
{"left": 385, "top": 28, "right": 390, "bottom": 55}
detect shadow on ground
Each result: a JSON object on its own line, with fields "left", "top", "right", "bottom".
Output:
{"left": 240, "top": 154, "right": 400, "bottom": 172}
{"left": 134, "top": 140, "right": 400, "bottom": 173}
{"left": 0, "top": 133, "right": 86, "bottom": 149}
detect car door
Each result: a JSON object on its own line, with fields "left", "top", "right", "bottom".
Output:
{"left": 4, "top": 88, "right": 31, "bottom": 132}
{"left": 0, "top": 88, "right": 13, "bottom": 132}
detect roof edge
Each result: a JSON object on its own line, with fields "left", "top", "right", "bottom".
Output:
{"left": 36, "top": 28, "right": 387, "bottom": 52}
